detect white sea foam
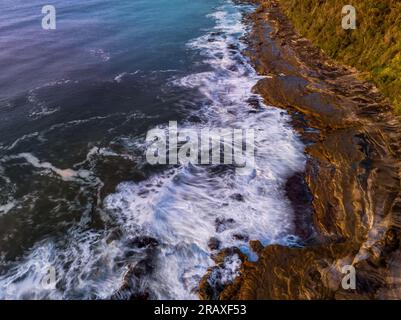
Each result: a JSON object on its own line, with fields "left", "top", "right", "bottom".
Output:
{"left": 102, "top": 2, "right": 306, "bottom": 299}
{"left": 113, "top": 71, "right": 140, "bottom": 83}
{"left": 0, "top": 1, "right": 305, "bottom": 300}
{"left": 89, "top": 48, "right": 111, "bottom": 62}
{"left": 29, "top": 106, "right": 60, "bottom": 120}
{"left": 0, "top": 200, "right": 17, "bottom": 216}
{"left": 27, "top": 81, "right": 75, "bottom": 120}
{"left": 5, "top": 153, "right": 92, "bottom": 182}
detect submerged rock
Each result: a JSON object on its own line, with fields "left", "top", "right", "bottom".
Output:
{"left": 208, "top": 237, "right": 221, "bottom": 251}
{"left": 128, "top": 236, "right": 160, "bottom": 249}
{"left": 111, "top": 236, "right": 160, "bottom": 300}
{"left": 199, "top": 247, "right": 246, "bottom": 300}
{"left": 215, "top": 217, "right": 236, "bottom": 233}
{"left": 229, "top": 193, "right": 245, "bottom": 202}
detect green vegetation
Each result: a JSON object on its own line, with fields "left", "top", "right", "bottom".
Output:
{"left": 278, "top": 0, "right": 401, "bottom": 113}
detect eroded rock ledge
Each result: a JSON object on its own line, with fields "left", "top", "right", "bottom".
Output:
{"left": 200, "top": 0, "right": 401, "bottom": 300}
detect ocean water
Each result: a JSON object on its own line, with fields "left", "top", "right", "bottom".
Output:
{"left": 0, "top": 0, "right": 305, "bottom": 299}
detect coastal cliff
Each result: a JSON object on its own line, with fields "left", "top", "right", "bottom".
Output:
{"left": 278, "top": 0, "right": 401, "bottom": 113}
{"left": 200, "top": 0, "right": 401, "bottom": 299}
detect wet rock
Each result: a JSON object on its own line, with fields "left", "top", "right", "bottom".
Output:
{"left": 212, "top": 247, "right": 245, "bottom": 264}
{"left": 232, "top": 234, "right": 249, "bottom": 242}
{"left": 129, "top": 292, "right": 150, "bottom": 300}
{"left": 112, "top": 243, "right": 159, "bottom": 300}
{"left": 210, "top": 31, "right": 224, "bottom": 37}
{"left": 284, "top": 172, "right": 314, "bottom": 241}
{"left": 128, "top": 236, "right": 159, "bottom": 249}
{"left": 384, "top": 229, "right": 400, "bottom": 252}
{"left": 132, "top": 259, "right": 155, "bottom": 277}
{"left": 106, "top": 228, "right": 123, "bottom": 244}
{"left": 230, "top": 193, "right": 245, "bottom": 202}
{"left": 249, "top": 240, "right": 264, "bottom": 254}
{"left": 188, "top": 115, "right": 202, "bottom": 123}
{"left": 246, "top": 96, "right": 262, "bottom": 109}
{"left": 227, "top": 43, "right": 239, "bottom": 51}
{"left": 228, "top": 65, "right": 238, "bottom": 72}
{"left": 199, "top": 247, "right": 246, "bottom": 300}
{"left": 208, "top": 237, "right": 221, "bottom": 251}
{"left": 137, "top": 188, "right": 150, "bottom": 197}
{"left": 215, "top": 217, "right": 236, "bottom": 233}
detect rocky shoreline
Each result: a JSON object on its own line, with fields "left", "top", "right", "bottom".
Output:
{"left": 200, "top": 0, "right": 401, "bottom": 299}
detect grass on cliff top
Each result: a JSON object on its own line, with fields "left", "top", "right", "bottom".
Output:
{"left": 278, "top": 0, "right": 401, "bottom": 113}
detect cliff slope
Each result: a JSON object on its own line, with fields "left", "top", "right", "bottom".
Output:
{"left": 279, "top": 0, "right": 401, "bottom": 113}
